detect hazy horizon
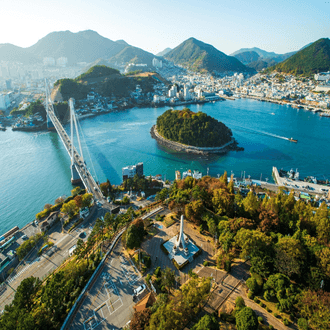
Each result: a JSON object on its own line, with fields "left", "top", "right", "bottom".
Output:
{"left": 1, "top": 0, "right": 330, "bottom": 56}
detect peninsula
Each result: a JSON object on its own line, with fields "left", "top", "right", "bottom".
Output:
{"left": 151, "top": 108, "right": 242, "bottom": 154}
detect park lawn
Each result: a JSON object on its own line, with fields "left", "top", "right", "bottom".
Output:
{"left": 147, "top": 226, "right": 158, "bottom": 237}
{"left": 164, "top": 213, "right": 177, "bottom": 228}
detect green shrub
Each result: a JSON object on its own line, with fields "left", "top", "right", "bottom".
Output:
{"left": 154, "top": 266, "right": 161, "bottom": 277}
{"left": 258, "top": 316, "right": 263, "bottom": 323}
{"left": 235, "top": 296, "right": 245, "bottom": 309}
{"left": 266, "top": 307, "right": 271, "bottom": 312}
{"left": 269, "top": 325, "right": 274, "bottom": 330}
{"left": 283, "top": 318, "right": 290, "bottom": 326}
{"left": 264, "top": 290, "right": 271, "bottom": 301}
{"left": 203, "top": 260, "right": 209, "bottom": 267}
{"left": 146, "top": 274, "right": 151, "bottom": 284}
{"left": 224, "top": 260, "right": 231, "bottom": 272}
{"left": 274, "top": 312, "right": 279, "bottom": 318}
{"left": 253, "top": 297, "right": 259, "bottom": 303}
{"left": 297, "top": 318, "right": 309, "bottom": 330}
{"left": 247, "top": 291, "right": 254, "bottom": 299}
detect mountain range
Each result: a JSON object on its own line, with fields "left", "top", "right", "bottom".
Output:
{"left": 164, "top": 37, "right": 255, "bottom": 74}
{"left": 271, "top": 38, "right": 330, "bottom": 75}
{"left": 0, "top": 30, "right": 328, "bottom": 76}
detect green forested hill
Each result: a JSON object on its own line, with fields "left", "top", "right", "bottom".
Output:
{"left": 156, "top": 108, "right": 233, "bottom": 147}
{"left": 54, "top": 65, "right": 158, "bottom": 101}
{"left": 272, "top": 38, "right": 330, "bottom": 75}
{"left": 76, "top": 65, "right": 120, "bottom": 80}
{"left": 164, "top": 38, "right": 255, "bottom": 74}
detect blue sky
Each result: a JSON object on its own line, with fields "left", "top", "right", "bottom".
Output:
{"left": 1, "top": 0, "right": 329, "bottom": 55}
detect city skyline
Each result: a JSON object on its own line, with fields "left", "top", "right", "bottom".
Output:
{"left": 1, "top": 0, "right": 329, "bottom": 56}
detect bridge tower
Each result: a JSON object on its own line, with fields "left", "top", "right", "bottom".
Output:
{"left": 69, "top": 98, "right": 85, "bottom": 184}
{"left": 45, "top": 81, "right": 55, "bottom": 131}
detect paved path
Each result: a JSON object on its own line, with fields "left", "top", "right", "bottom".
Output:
{"left": 69, "top": 241, "right": 146, "bottom": 330}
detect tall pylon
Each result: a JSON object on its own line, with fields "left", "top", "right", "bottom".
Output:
{"left": 44, "top": 79, "right": 55, "bottom": 130}
{"left": 69, "top": 98, "right": 84, "bottom": 184}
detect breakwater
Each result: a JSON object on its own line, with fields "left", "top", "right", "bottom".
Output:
{"left": 150, "top": 125, "right": 241, "bottom": 155}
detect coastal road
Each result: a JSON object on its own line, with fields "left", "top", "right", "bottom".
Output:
{"left": 0, "top": 206, "right": 108, "bottom": 310}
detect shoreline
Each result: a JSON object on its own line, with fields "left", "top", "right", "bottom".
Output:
{"left": 150, "top": 125, "right": 243, "bottom": 155}
{"left": 241, "top": 95, "right": 330, "bottom": 115}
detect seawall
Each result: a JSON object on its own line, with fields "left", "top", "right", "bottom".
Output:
{"left": 150, "top": 125, "right": 242, "bottom": 155}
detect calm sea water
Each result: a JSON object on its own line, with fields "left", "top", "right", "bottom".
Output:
{"left": 1, "top": 98, "right": 329, "bottom": 233}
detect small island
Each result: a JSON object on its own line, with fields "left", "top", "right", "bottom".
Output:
{"left": 151, "top": 108, "right": 243, "bottom": 154}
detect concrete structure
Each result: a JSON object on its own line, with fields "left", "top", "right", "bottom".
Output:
{"left": 0, "top": 92, "right": 12, "bottom": 110}
{"left": 122, "top": 162, "right": 143, "bottom": 181}
{"left": 43, "top": 57, "right": 55, "bottom": 66}
{"left": 39, "top": 211, "right": 59, "bottom": 232}
{"left": 163, "top": 215, "right": 199, "bottom": 268}
{"left": 57, "top": 57, "right": 68, "bottom": 67}
{"left": 175, "top": 170, "right": 181, "bottom": 180}
{"left": 168, "top": 85, "right": 178, "bottom": 98}
{"left": 152, "top": 58, "right": 162, "bottom": 68}
{"left": 314, "top": 72, "right": 330, "bottom": 81}
{"left": 5, "top": 79, "right": 12, "bottom": 90}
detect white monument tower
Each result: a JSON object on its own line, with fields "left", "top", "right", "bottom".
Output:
{"left": 174, "top": 215, "right": 189, "bottom": 256}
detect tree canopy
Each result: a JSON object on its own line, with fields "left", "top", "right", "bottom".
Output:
{"left": 156, "top": 108, "right": 233, "bottom": 147}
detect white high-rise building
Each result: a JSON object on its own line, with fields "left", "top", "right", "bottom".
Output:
{"left": 168, "top": 84, "right": 178, "bottom": 98}
{"left": 184, "top": 84, "right": 191, "bottom": 100}
{"left": 152, "top": 58, "right": 162, "bottom": 68}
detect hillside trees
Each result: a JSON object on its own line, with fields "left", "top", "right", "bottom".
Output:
{"left": 156, "top": 108, "right": 233, "bottom": 147}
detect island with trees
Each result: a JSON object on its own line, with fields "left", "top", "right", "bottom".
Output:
{"left": 151, "top": 108, "right": 243, "bottom": 154}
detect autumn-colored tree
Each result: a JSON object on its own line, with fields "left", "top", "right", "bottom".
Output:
{"left": 229, "top": 217, "right": 256, "bottom": 232}
{"left": 212, "top": 187, "right": 234, "bottom": 216}
{"left": 61, "top": 200, "right": 78, "bottom": 217}
{"left": 55, "top": 196, "right": 64, "bottom": 204}
{"left": 185, "top": 200, "right": 204, "bottom": 224}
{"left": 242, "top": 191, "right": 259, "bottom": 219}
{"left": 81, "top": 193, "right": 93, "bottom": 208}
{"left": 130, "top": 309, "right": 151, "bottom": 330}
{"left": 316, "top": 247, "right": 330, "bottom": 278}
{"left": 235, "top": 228, "right": 272, "bottom": 259}
{"left": 71, "top": 186, "right": 81, "bottom": 197}
{"left": 315, "top": 203, "right": 330, "bottom": 244}
{"left": 275, "top": 236, "right": 306, "bottom": 277}
{"left": 297, "top": 290, "right": 330, "bottom": 330}
{"left": 100, "top": 182, "right": 110, "bottom": 197}
{"left": 258, "top": 206, "right": 279, "bottom": 233}
{"left": 44, "top": 203, "right": 53, "bottom": 210}
{"left": 74, "top": 195, "right": 83, "bottom": 208}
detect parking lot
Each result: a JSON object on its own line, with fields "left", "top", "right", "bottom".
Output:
{"left": 69, "top": 240, "right": 146, "bottom": 330}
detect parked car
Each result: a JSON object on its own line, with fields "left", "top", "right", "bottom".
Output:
{"left": 133, "top": 284, "right": 146, "bottom": 296}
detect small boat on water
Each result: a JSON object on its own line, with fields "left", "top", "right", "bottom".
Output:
{"left": 288, "top": 137, "right": 298, "bottom": 143}
{"left": 270, "top": 112, "right": 275, "bottom": 115}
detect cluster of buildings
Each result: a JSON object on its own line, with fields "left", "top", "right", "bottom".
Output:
{"left": 175, "top": 169, "right": 203, "bottom": 180}
{"left": 122, "top": 162, "right": 144, "bottom": 181}
{"left": 43, "top": 57, "right": 68, "bottom": 67}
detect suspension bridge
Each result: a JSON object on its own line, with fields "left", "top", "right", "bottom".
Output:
{"left": 44, "top": 81, "right": 105, "bottom": 203}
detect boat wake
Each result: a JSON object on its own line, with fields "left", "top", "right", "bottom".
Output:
{"left": 231, "top": 125, "right": 290, "bottom": 141}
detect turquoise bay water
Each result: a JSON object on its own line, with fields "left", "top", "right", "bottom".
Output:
{"left": 1, "top": 98, "right": 329, "bottom": 233}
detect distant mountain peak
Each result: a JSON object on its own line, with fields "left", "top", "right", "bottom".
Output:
{"left": 164, "top": 37, "right": 255, "bottom": 74}
{"left": 115, "top": 39, "right": 129, "bottom": 45}
{"left": 156, "top": 47, "right": 172, "bottom": 57}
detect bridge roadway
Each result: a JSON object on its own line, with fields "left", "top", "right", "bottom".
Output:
{"left": 47, "top": 106, "right": 105, "bottom": 203}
